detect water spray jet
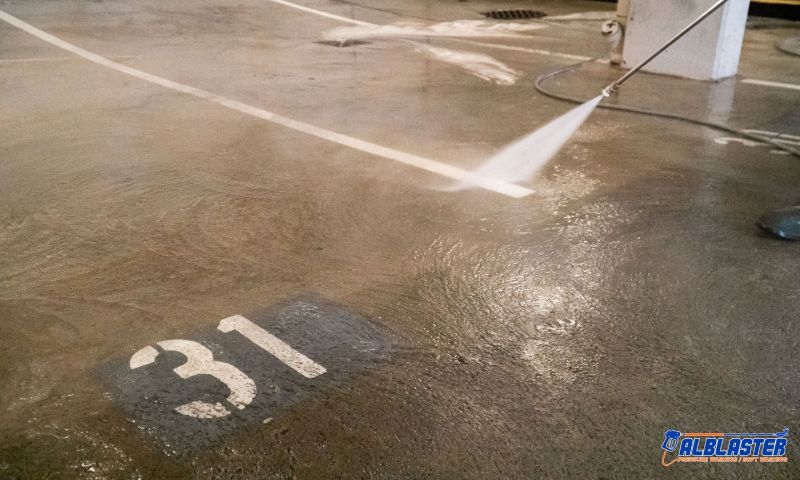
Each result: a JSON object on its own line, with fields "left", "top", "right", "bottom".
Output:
{"left": 478, "top": 0, "right": 799, "bottom": 240}
{"left": 464, "top": 0, "right": 733, "bottom": 192}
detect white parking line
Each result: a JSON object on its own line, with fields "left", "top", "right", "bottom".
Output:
{"left": 0, "top": 55, "right": 135, "bottom": 64}
{"left": 0, "top": 10, "right": 533, "bottom": 198}
{"left": 266, "top": 0, "right": 371, "bottom": 26}
{"left": 741, "top": 78, "right": 800, "bottom": 92}
{"left": 450, "top": 39, "right": 594, "bottom": 62}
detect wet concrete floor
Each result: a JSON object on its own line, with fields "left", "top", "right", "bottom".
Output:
{"left": 1, "top": 0, "right": 800, "bottom": 478}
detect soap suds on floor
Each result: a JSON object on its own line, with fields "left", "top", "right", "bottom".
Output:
{"left": 323, "top": 19, "right": 547, "bottom": 42}
{"left": 323, "top": 20, "right": 536, "bottom": 85}
{"left": 412, "top": 43, "right": 520, "bottom": 85}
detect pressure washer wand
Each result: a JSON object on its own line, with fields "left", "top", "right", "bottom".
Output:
{"left": 602, "top": 0, "right": 730, "bottom": 97}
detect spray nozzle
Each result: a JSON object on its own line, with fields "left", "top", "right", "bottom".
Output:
{"left": 602, "top": 83, "right": 619, "bottom": 98}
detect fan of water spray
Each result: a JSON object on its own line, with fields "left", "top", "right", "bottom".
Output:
{"left": 444, "top": 95, "right": 603, "bottom": 191}
{"left": 443, "top": 0, "right": 732, "bottom": 193}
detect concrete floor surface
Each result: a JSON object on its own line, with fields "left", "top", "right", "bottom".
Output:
{"left": 1, "top": 0, "right": 799, "bottom": 478}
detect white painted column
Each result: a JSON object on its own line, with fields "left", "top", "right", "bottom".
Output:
{"left": 621, "top": 0, "right": 751, "bottom": 81}
{"left": 611, "top": 0, "right": 631, "bottom": 65}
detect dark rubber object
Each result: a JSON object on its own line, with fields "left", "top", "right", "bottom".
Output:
{"left": 758, "top": 205, "right": 800, "bottom": 241}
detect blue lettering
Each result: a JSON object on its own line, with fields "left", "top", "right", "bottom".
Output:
{"left": 739, "top": 438, "right": 752, "bottom": 456}
{"left": 726, "top": 438, "right": 740, "bottom": 456}
{"left": 775, "top": 438, "right": 787, "bottom": 456}
{"left": 679, "top": 438, "right": 694, "bottom": 456}
{"left": 691, "top": 438, "right": 704, "bottom": 456}
{"left": 752, "top": 438, "right": 765, "bottom": 456}
{"left": 714, "top": 437, "right": 727, "bottom": 456}
{"left": 762, "top": 438, "right": 775, "bottom": 456}
{"left": 703, "top": 438, "right": 717, "bottom": 456}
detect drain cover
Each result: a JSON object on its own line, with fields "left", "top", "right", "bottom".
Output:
{"left": 482, "top": 9, "right": 546, "bottom": 20}
{"left": 315, "top": 39, "right": 370, "bottom": 48}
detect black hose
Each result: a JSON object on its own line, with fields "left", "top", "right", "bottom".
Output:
{"left": 533, "top": 60, "right": 800, "bottom": 159}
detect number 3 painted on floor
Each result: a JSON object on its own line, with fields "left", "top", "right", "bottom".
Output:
{"left": 128, "top": 315, "right": 326, "bottom": 419}
{"left": 129, "top": 339, "right": 257, "bottom": 419}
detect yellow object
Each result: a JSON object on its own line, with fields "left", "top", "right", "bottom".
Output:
{"left": 753, "top": 0, "right": 800, "bottom": 5}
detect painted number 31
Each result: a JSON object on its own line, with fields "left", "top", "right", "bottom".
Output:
{"left": 129, "top": 315, "right": 326, "bottom": 419}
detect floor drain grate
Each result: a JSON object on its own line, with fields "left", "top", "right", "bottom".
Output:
{"left": 482, "top": 9, "right": 546, "bottom": 20}
{"left": 315, "top": 39, "right": 371, "bottom": 48}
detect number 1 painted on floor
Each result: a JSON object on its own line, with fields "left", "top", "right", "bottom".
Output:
{"left": 218, "top": 315, "right": 326, "bottom": 378}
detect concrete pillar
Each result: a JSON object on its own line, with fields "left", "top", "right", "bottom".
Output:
{"left": 621, "top": 0, "right": 751, "bottom": 81}
{"left": 611, "top": 0, "right": 631, "bottom": 65}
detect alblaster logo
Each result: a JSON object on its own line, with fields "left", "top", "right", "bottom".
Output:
{"left": 661, "top": 428, "right": 789, "bottom": 467}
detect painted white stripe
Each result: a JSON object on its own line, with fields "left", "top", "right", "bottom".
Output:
{"left": 451, "top": 39, "right": 594, "bottom": 62}
{"left": 0, "top": 55, "right": 135, "bottom": 64}
{"left": 0, "top": 10, "right": 532, "bottom": 198}
{"left": 265, "top": 0, "right": 371, "bottom": 26}
{"left": 218, "top": 315, "right": 326, "bottom": 378}
{"left": 742, "top": 78, "right": 800, "bottom": 92}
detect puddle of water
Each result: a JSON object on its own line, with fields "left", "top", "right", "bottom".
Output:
{"left": 323, "top": 19, "right": 547, "bottom": 42}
